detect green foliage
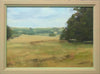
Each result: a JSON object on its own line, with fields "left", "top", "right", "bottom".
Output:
{"left": 11, "top": 27, "right": 63, "bottom": 37}
{"left": 60, "top": 7, "right": 93, "bottom": 42}
{"left": 60, "top": 28, "right": 67, "bottom": 40}
{"left": 26, "top": 28, "right": 35, "bottom": 35}
{"left": 49, "top": 32, "right": 56, "bottom": 36}
{"left": 7, "top": 26, "right": 12, "bottom": 40}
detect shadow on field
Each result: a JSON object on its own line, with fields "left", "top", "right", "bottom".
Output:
{"left": 30, "top": 54, "right": 75, "bottom": 66}
{"left": 29, "top": 53, "right": 92, "bottom": 67}
{"left": 30, "top": 40, "right": 67, "bottom": 45}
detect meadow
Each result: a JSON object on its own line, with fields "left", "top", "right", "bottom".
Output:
{"left": 7, "top": 34, "right": 93, "bottom": 67}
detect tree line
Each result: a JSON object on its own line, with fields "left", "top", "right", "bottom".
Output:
{"left": 7, "top": 27, "right": 63, "bottom": 40}
{"left": 60, "top": 7, "right": 93, "bottom": 42}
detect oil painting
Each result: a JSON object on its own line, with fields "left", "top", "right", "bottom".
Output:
{"left": 7, "top": 7, "right": 93, "bottom": 67}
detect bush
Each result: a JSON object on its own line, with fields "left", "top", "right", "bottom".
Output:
{"left": 49, "top": 32, "right": 56, "bottom": 36}
{"left": 7, "top": 26, "right": 12, "bottom": 40}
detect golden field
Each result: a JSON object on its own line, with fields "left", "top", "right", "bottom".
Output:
{"left": 7, "top": 35, "right": 93, "bottom": 67}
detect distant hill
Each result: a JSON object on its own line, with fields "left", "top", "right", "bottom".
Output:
{"left": 11, "top": 27, "right": 64, "bottom": 38}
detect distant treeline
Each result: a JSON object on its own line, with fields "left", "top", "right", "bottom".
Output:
{"left": 7, "top": 27, "right": 63, "bottom": 39}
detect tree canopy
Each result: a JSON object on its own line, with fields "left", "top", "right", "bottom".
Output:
{"left": 60, "top": 7, "right": 93, "bottom": 42}
{"left": 7, "top": 26, "right": 12, "bottom": 40}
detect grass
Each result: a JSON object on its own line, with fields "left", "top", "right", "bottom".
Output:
{"left": 7, "top": 35, "right": 93, "bottom": 67}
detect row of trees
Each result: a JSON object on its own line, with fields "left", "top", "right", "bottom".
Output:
{"left": 7, "top": 26, "right": 12, "bottom": 40}
{"left": 60, "top": 7, "right": 93, "bottom": 42}
{"left": 7, "top": 26, "right": 62, "bottom": 40}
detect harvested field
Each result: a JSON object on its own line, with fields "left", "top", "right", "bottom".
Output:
{"left": 7, "top": 35, "right": 93, "bottom": 67}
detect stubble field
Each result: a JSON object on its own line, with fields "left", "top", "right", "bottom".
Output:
{"left": 7, "top": 35, "right": 93, "bottom": 67}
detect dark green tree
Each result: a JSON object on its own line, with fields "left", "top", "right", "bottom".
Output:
{"left": 49, "top": 32, "right": 56, "bottom": 36}
{"left": 60, "top": 7, "right": 93, "bottom": 42}
{"left": 60, "top": 27, "right": 67, "bottom": 40}
{"left": 7, "top": 26, "right": 12, "bottom": 40}
{"left": 27, "top": 28, "right": 35, "bottom": 35}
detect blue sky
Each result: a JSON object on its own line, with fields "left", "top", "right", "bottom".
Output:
{"left": 7, "top": 7, "right": 76, "bottom": 28}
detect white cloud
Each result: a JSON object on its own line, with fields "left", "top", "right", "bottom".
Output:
{"left": 7, "top": 7, "right": 76, "bottom": 28}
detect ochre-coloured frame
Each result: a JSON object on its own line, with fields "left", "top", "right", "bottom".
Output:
{"left": 0, "top": 0, "right": 100, "bottom": 74}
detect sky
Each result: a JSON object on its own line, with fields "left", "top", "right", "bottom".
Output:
{"left": 7, "top": 7, "right": 76, "bottom": 28}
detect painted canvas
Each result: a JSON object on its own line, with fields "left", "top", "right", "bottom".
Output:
{"left": 7, "top": 7, "right": 93, "bottom": 67}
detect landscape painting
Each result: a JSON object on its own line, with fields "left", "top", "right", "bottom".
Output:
{"left": 7, "top": 7, "right": 93, "bottom": 67}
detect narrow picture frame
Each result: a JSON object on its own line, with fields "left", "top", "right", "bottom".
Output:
{"left": 0, "top": 0, "right": 100, "bottom": 74}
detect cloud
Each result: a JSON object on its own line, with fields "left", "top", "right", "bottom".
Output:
{"left": 7, "top": 7, "right": 76, "bottom": 28}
